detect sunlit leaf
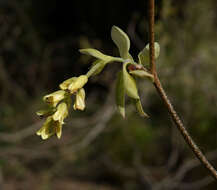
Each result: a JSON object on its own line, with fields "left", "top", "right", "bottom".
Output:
{"left": 111, "top": 26, "right": 132, "bottom": 59}
{"left": 123, "top": 62, "right": 139, "bottom": 99}
{"left": 79, "top": 48, "right": 112, "bottom": 61}
{"left": 90, "top": 60, "right": 107, "bottom": 76}
{"left": 129, "top": 70, "right": 154, "bottom": 81}
{"left": 116, "top": 71, "right": 125, "bottom": 118}
{"left": 134, "top": 99, "right": 149, "bottom": 118}
{"left": 138, "top": 42, "right": 160, "bottom": 65}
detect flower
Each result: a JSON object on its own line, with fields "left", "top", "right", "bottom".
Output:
{"left": 73, "top": 88, "right": 85, "bottom": 110}
{"left": 37, "top": 102, "right": 69, "bottom": 140}
{"left": 59, "top": 75, "right": 88, "bottom": 93}
{"left": 43, "top": 90, "right": 66, "bottom": 107}
{"left": 59, "top": 77, "right": 77, "bottom": 90}
{"left": 52, "top": 102, "right": 68, "bottom": 123}
{"left": 36, "top": 116, "right": 63, "bottom": 139}
{"left": 36, "top": 107, "right": 56, "bottom": 118}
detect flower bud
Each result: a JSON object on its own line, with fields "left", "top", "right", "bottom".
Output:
{"left": 73, "top": 88, "right": 85, "bottom": 110}
{"left": 43, "top": 90, "right": 66, "bottom": 107}
{"left": 68, "top": 75, "right": 88, "bottom": 93}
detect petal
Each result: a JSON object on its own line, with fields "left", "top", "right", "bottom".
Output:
{"left": 59, "top": 77, "right": 77, "bottom": 90}
{"left": 53, "top": 102, "right": 68, "bottom": 123}
{"left": 73, "top": 88, "right": 85, "bottom": 110}
{"left": 43, "top": 90, "right": 66, "bottom": 107}
{"left": 68, "top": 75, "right": 88, "bottom": 93}
{"left": 55, "top": 122, "right": 63, "bottom": 139}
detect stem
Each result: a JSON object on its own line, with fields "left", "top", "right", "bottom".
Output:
{"left": 148, "top": 0, "right": 217, "bottom": 180}
{"left": 86, "top": 57, "right": 124, "bottom": 78}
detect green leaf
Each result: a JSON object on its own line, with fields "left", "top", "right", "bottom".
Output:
{"left": 86, "top": 60, "right": 107, "bottom": 77}
{"left": 138, "top": 42, "right": 160, "bottom": 65}
{"left": 135, "top": 99, "right": 149, "bottom": 118}
{"left": 129, "top": 70, "right": 154, "bottom": 81}
{"left": 123, "top": 62, "right": 139, "bottom": 99}
{"left": 91, "top": 60, "right": 106, "bottom": 75}
{"left": 111, "top": 26, "right": 132, "bottom": 59}
{"left": 116, "top": 71, "right": 125, "bottom": 118}
{"left": 79, "top": 48, "right": 112, "bottom": 62}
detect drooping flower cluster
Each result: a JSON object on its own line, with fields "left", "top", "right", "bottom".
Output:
{"left": 36, "top": 76, "right": 88, "bottom": 139}
{"left": 36, "top": 26, "right": 160, "bottom": 140}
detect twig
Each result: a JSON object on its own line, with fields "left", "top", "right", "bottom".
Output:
{"left": 148, "top": 0, "right": 217, "bottom": 180}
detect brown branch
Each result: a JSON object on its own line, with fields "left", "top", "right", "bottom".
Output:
{"left": 148, "top": 0, "right": 217, "bottom": 180}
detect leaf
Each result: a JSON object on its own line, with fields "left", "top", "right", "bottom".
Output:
{"left": 123, "top": 62, "right": 139, "bottom": 99}
{"left": 129, "top": 70, "right": 154, "bottom": 81}
{"left": 111, "top": 26, "right": 132, "bottom": 59}
{"left": 138, "top": 42, "right": 160, "bottom": 65}
{"left": 116, "top": 71, "right": 125, "bottom": 118}
{"left": 79, "top": 48, "right": 112, "bottom": 62}
{"left": 86, "top": 60, "right": 107, "bottom": 77}
{"left": 135, "top": 99, "right": 149, "bottom": 118}
{"left": 91, "top": 60, "right": 107, "bottom": 76}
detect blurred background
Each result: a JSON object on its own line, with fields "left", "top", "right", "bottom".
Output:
{"left": 0, "top": 0, "right": 217, "bottom": 189}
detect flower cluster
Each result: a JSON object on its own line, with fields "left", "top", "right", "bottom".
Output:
{"left": 36, "top": 76, "right": 88, "bottom": 140}
{"left": 36, "top": 26, "right": 160, "bottom": 140}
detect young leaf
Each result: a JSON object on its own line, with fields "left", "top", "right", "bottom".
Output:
{"left": 79, "top": 48, "right": 112, "bottom": 62}
{"left": 135, "top": 99, "right": 149, "bottom": 118}
{"left": 129, "top": 70, "right": 154, "bottom": 81}
{"left": 86, "top": 60, "right": 107, "bottom": 77}
{"left": 111, "top": 26, "right": 132, "bottom": 59}
{"left": 116, "top": 71, "right": 125, "bottom": 118}
{"left": 138, "top": 42, "right": 160, "bottom": 65}
{"left": 123, "top": 62, "right": 139, "bottom": 99}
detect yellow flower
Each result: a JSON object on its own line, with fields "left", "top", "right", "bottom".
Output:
{"left": 36, "top": 107, "right": 56, "bottom": 118}
{"left": 36, "top": 116, "right": 63, "bottom": 140}
{"left": 59, "top": 77, "right": 77, "bottom": 90}
{"left": 52, "top": 102, "right": 68, "bottom": 123}
{"left": 43, "top": 90, "right": 66, "bottom": 107}
{"left": 59, "top": 75, "right": 88, "bottom": 94}
{"left": 68, "top": 75, "right": 88, "bottom": 93}
{"left": 73, "top": 88, "right": 85, "bottom": 110}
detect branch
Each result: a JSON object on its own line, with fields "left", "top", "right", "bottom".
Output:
{"left": 148, "top": 0, "right": 217, "bottom": 180}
